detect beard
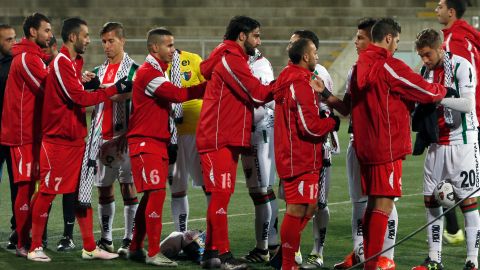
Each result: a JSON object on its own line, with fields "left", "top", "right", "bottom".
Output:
{"left": 244, "top": 40, "right": 256, "bottom": 56}
{"left": 74, "top": 41, "right": 86, "bottom": 54}
{"left": 36, "top": 39, "right": 48, "bottom": 49}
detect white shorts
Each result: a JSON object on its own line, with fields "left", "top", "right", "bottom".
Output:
{"left": 169, "top": 134, "right": 204, "bottom": 194}
{"left": 424, "top": 143, "right": 480, "bottom": 199}
{"left": 94, "top": 150, "right": 133, "bottom": 187}
{"left": 241, "top": 125, "right": 276, "bottom": 191}
{"left": 347, "top": 139, "right": 366, "bottom": 203}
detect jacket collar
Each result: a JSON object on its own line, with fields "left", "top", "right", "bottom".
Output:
{"left": 60, "top": 45, "right": 83, "bottom": 62}
{"left": 223, "top": 40, "right": 249, "bottom": 61}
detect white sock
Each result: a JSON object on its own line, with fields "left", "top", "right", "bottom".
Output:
{"left": 352, "top": 200, "right": 367, "bottom": 261}
{"left": 252, "top": 196, "right": 271, "bottom": 250}
{"left": 124, "top": 203, "right": 138, "bottom": 240}
{"left": 98, "top": 201, "right": 115, "bottom": 241}
{"left": 268, "top": 195, "right": 279, "bottom": 248}
{"left": 312, "top": 206, "right": 329, "bottom": 256}
{"left": 382, "top": 204, "right": 398, "bottom": 259}
{"left": 171, "top": 195, "right": 189, "bottom": 232}
{"left": 464, "top": 209, "right": 480, "bottom": 267}
{"left": 426, "top": 207, "right": 443, "bottom": 263}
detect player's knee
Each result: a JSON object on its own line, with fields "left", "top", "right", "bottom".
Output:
{"left": 424, "top": 195, "right": 439, "bottom": 208}
{"left": 99, "top": 195, "right": 115, "bottom": 205}
{"left": 123, "top": 196, "right": 139, "bottom": 206}
{"left": 172, "top": 190, "right": 187, "bottom": 198}
{"left": 98, "top": 185, "right": 114, "bottom": 197}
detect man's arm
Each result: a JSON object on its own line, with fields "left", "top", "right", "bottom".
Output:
{"left": 144, "top": 77, "right": 205, "bottom": 102}
{"left": 23, "top": 54, "right": 48, "bottom": 95}
{"left": 220, "top": 54, "right": 273, "bottom": 105}
{"left": 54, "top": 56, "right": 118, "bottom": 107}
{"left": 385, "top": 58, "right": 446, "bottom": 103}
{"left": 440, "top": 57, "right": 476, "bottom": 113}
{"left": 292, "top": 81, "right": 336, "bottom": 139}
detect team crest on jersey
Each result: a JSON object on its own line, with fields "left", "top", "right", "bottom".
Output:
{"left": 181, "top": 60, "right": 190, "bottom": 66}
{"left": 182, "top": 71, "right": 192, "bottom": 81}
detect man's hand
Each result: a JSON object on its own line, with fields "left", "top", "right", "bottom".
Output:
{"left": 82, "top": 71, "right": 96, "bottom": 83}
{"left": 310, "top": 74, "right": 326, "bottom": 93}
{"left": 115, "top": 77, "right": 133, "bottom": 94}
{"left": 445, "top": 87, "right": 459, "bottom": 98}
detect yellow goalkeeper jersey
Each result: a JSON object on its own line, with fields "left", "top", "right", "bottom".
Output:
{"left": 167, "top": 50, "right": 205, "bottom": 135}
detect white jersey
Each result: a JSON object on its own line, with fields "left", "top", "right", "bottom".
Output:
{"left": 242, "top": 50, "right": 276, "bottom": 189}
{"left": 423, "top": 54, "right": 478, "bottom": 145}
{"left": 249, "top": 49, "right": 275, "bottom": 126}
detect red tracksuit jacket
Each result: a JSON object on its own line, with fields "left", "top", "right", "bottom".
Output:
{"left": 42, "top": 46, "right": 118, "bottom": 146}
{"left": 273, "top": 63, "right": 336, "bottom": 179}
{"left": 1, "top": 38, "right": 49, "bottom": 146}
{"left": 127, "top": 54, "right": 205, "bottom": 145}
{"left": 351, "top": 44, "right": 446, "bottom": 165}
{"left": 196, "top": 40, "right": 275, "bottom": 153}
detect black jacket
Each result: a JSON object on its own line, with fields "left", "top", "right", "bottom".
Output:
{"left": 0, "top": 54, "right": 13, "bottom": 122}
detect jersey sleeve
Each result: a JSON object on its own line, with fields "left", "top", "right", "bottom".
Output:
{"left": 23, "top": 53, "right": 48, "bottom": 95}
{"left": 221, "top": 53, "right": 273, "bottom": 105}
{"left": 454, "top": 55, "right": 476, "bottom": 95}
{"left": 384, "top": 58, "right": 446, "bottom": 103}
{"left": 291, "top": 81, "right": 336, "bottom": 138}
{"left": 54, "top": 56, "right": 117, "bottom": 107}
{"left": 145, "top": 76, "right": 205, "bottom": 102}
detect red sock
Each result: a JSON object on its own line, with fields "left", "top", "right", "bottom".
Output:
{"left": 207, "top": 192, "right": 231, "bottom": 255}
{"left": 145, "top": 189, "right": 166, "bottom": 257}
{"left": 75, "top": 207, "right": 96, "bottom": 252}
{"left": 281, "top": 213, "right": 302, "bottom": 270}
{"left": 130, "top": 194, "right": 148, "bottom": 251}
{"left": 363, "top": 209, "right": 389, "bottom": 270}
{"left": 29, "top": 192, "right": 55, "bottom": 251}
{"left": 15, "top": 182, "right": 34, "bottom": 248}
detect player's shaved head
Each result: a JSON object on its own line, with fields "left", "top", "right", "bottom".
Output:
{"left": 147, "top": 28, "right": 172, "bottom": 50}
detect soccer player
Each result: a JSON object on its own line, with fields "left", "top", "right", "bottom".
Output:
{"left": 318, "top": 19, "right": 398, "bottom": 270}
{"left": 350, "top": 18, "right": 447, "bottom": 270}
{"left": 0, "top": 13, "right": 52, "bottom": 257}
{"left": 196, "top": 16, "right": 278, "bottom": 270}
{"left": 167, "top": 48, "right": 206, "bottom": 233}
{"left": 126, "top": 28, "right": 205, "bottom": 267}
{"left": 240, "top": 48, "right": 278, "bottom": 263}
{"left": 90, "top": 22, "right": 139, "bottom": 257}
{"left": 412, "top": 28, "right": 479, "bottom": 270}
{"left": 273, "top": 37, "right": 338, "bottom": 270}
{"left": 40, "top": 35, "right": 78, "bottom": 252}
{"left": 436, "top": 0, "right": 480, "bottom": 246}
{"left": 285, "top": 30, "right": 338, "bottom": 269}
{"left": 0, "top": 23, "right": 16, "bottom": 250}
{"left": 27, "top": 17, "right": 129, "bottom": 262}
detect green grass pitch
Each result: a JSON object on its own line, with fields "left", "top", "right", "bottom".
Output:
{"left": 0, "top": 119, "right": 468, "bottom": 269}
